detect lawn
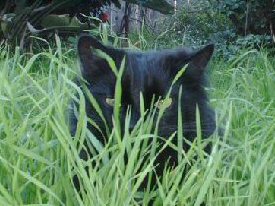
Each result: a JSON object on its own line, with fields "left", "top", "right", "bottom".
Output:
{"left": 0, "top": 40, "right": 274, "bottom": 206}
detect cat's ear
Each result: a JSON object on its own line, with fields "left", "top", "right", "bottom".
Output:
{"left": 166, "top": 44, "right": 214, "bottom": 78}
{"left": 189, "top": 44, "right": 214, "bottom": 72}
{"left": 77, "top": 34, "right": 125, "bottom": 80}
{"left": 78, "top": 34, "right": 117, "bottom": 58}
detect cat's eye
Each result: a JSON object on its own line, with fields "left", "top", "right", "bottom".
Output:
{"left": 106, "top": 98, "right": 115, "bottom": 106}
{"left": 155, "top": 98, "right": 173, "bottom": 109}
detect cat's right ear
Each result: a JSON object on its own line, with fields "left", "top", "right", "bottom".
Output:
{"left": 77, "top": 34, "right": 125, "bottom": 80}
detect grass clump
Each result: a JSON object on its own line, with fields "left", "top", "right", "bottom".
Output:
{"left": 0, "top": 41, "right": 274, "bottom": 205}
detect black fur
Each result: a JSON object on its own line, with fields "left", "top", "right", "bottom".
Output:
{"left": 71, "top": 34, "right": 216, "bottom": 190}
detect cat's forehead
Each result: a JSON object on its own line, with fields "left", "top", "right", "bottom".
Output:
{"left": 124, "top": 48, "right": 193, "bottom": 71}
{"left": 126, "top": 48, "right": 193, "bottom": 59}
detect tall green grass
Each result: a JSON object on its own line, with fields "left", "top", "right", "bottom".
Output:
{"left": 0, "top": 39, "right": 274, "bottom": 206}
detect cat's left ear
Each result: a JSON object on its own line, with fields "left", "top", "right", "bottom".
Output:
{"left": 189, "top": 44, "right": 214, "bottom": 72}
{"left": 77, "top": 34, "right": 125, "bottom": 81}
{"left": 77, "top": 34, "right": 125, "bottom": 66}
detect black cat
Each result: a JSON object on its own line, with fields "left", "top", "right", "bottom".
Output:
{"left": 70, "top": 34, "right": 216, "bottom": 189}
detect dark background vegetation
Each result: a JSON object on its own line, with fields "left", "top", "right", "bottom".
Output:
{"left": 0, "top": 0, "right": 274, "bottom": 57}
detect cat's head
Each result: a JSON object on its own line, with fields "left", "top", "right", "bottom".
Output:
{"left": 77, "top": 34, "right": 216, "bottom": 145}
